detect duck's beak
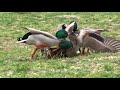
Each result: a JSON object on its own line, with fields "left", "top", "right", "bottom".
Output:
{"left": 50, "top": 45, "right": 59, "bottom": 48}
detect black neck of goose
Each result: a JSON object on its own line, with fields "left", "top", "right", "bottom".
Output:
{"left": 22, "top": 32, "right": 32, "bottom": 40}
{"left": 17, "top": 32, "right": 32, "bottom": 43}
{"left": 62, "top": 24, "right": 67, "bottom": 29}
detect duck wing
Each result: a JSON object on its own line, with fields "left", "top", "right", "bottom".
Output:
{"left": 25, "top": 28, "right": 58, "bottom": 40}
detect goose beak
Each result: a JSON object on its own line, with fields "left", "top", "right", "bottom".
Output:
{"left": 72, "top": 21, "right": 76, "bottom": 25}
{"left": 62, "top": 24, "right": 68, "bottom": 29}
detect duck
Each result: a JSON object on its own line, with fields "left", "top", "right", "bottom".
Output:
{"left": 39, "top": 40, "right": 73, "bottom": 59}
{"left": 55, "top": 21, "right": 78, "bottom": 39}
{"left": 55, "top": 21, "right": 79, "bottom": 57}
{"left": 55, "top": 28, "right": 68, "bottom": 39}
{"left": 45, "top": 21, "right": 80, "bottom": 58}
{"left": 17, "top": 28, "right": 60, "bottom": 59}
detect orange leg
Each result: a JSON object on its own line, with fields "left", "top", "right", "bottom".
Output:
{"left": 31, "top": 47, "right": 39, "bottom": 59}
{"left": 31, "top": 43, "right": 48, "bottom": 60}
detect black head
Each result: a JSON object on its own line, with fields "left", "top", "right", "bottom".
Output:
{"left": 17, "top": 37, "right": 22, "bottom": 41}
{"left": 62, "top": 24, "right": 67, "bottom": 29}
{"left": 17, "top": 37, "right": 26, "bottom": 43}
{"left": 17, "top": 32, "right": 32, "bottom": 43}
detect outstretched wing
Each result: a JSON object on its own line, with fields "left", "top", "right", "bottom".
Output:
{"left": 103, "top": 37, "right": 120, "bottom": 52}
{"left": 81, "top": 28, "right": 109, "bottom": 35}
{"left": 88, "top": 33, "right": 105, "bottom": 42}
{"left": 24, "top": 28, "right": 58, "bottom": 40}
{"left": 82, "top": 33, "right": 116, "bottom": 52}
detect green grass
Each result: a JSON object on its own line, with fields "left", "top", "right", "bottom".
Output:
{"left": 0, "top": 12, "right": 120, "bottom": 78}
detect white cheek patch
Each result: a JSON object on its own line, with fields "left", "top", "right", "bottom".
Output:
{"left": 65, "top": 21, "right": 75, "bottom": 33}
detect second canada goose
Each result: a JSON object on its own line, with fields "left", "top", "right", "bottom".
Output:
{"left": 76, "top": 30, "right": 120, "bottom": 53}
{"left": 65, "top": 21, "right": 120, "bottom": 54}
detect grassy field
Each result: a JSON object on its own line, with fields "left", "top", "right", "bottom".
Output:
{"left": 0, "top": 12, "right": 120, "bottom": 78}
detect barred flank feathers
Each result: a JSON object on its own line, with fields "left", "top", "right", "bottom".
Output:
{"left": 103, "top": 37, "right": 120, "bottom": 52}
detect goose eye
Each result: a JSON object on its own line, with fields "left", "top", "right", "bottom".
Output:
{"left": 17, "top": 37, "right": 22, "bottom": 41}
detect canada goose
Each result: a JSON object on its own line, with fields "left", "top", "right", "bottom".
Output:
{"left": 65, "top": 21, "right": 120, "bottom": 54}
{"left": 76, "top": 29, "right": 120, "bottom": 53}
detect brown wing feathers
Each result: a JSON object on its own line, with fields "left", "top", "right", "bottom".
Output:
{"left": 103, "top": 37, "right": 120, "bottom": 52}
{"left": 84, "top": 33, "right": 120, "bottom": 52}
